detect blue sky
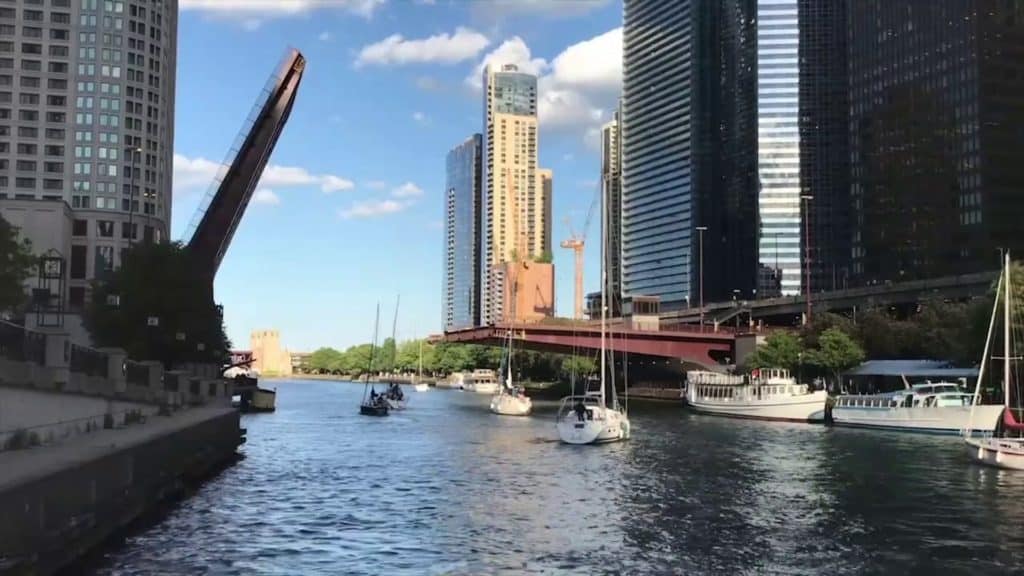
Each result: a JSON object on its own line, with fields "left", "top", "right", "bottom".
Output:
{"left": 172, "top": 0, "right": 623, "bottom": 351}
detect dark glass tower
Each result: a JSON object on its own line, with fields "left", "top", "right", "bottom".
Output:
{"left": 443, "top": 134, "right": 482, "bottom": 330}
{"left": 847, "top": 0, "right": 1024, "bottom": 284}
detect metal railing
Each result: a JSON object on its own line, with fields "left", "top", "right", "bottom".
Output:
{"left": 124, "top": 360, "right": 150, "bottom": 387}
{"left": 69, "top": 344, "right": 109, "bottom": 378}
{"left": 0, "top": 320, "right": 46, "bottom": 365}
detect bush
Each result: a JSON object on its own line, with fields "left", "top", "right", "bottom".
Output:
{"left": 4, "top": 429, "right": 40, "bottom": 451}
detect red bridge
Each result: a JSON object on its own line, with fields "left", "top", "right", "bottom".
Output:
{"left": 442, "top": 323, "right": 744, "bottom": 368}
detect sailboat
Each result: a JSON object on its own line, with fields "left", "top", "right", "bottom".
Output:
{"left": 490, "top": 324, "right": 532, "bottom": 416}
{"left": 359, "top": 303, "right": 389, "bottom": 417}
{"left": 414, "top": 338, "right": 429, "bottom": 392}
{"left": 965, "top": 252, "right": 1024, "bottom": 469}
{"left": 556, "top": 181, "right": 630, "bottom": 444}
{"left": 383, "top": 296, "right": 407, "bottom": 410}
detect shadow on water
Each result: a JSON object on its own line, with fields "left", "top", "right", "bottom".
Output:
{"left": 85, "top": 380, "right": 1024, "bottom": 575}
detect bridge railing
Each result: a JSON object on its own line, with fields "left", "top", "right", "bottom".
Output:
{"left": 69, "top": 344, "right": 109, "bottom": 378}
{"left": 0, "top": 321, "right": 46, "bottom": 365}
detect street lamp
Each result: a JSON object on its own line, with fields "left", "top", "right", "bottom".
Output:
{"left": 696, "top": 226, "right": 708, "bottom": 330}
{"left": 800, "top": 195, "right": 814, "bottom": 324}
{"left": 127, "top": 146, "right": 142, "bottom": 246}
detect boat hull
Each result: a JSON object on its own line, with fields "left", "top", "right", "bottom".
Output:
{"left": 490, "top": 392, "right": 532, "bottom": 416}
{"left": 832, "top": 404, "right": 1004, "bottom": 435}
{"left": 557, "top": 406, "right": 630, "bottom": 445}
{"left": 359, "top": 404, "right": 389, "bottom": 417}
{"left": 686, "top": 391, "right": 828, "bottom": 423}
{"left": 239, "top": 388, "right": 276, "bottom": 413}
{"left": 473, "top": 383, "right": 499, "bottom": 395}
{"left": 414, "top": 384, "right": 429, "bottom": 392}
{"left": 965, "top": 438, "right": 1024, "bottom": 470}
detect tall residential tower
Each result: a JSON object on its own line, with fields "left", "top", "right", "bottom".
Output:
{"left": 479, "top": 63, "right": 551, "bottom": 324}
{"left": 0, "top": 0, "right": 178, "bottom": 314}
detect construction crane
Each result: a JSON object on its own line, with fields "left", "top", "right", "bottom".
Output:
{"left": 561, "top": 189, "right": 599, "bottom": 320}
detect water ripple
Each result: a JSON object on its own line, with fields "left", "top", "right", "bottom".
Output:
{"left": 88, "top": 380, "right": 1024, "bottom": 575}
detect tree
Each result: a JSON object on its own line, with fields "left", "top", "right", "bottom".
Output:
{"left": 308, "top": 347, "right": 343, "bottom": 374}
{"left": 378, "top": 337, "right": 396, "bottom": 373}
{"left": 805, "top": 327, "right": 865, "bottom": 386}
{"left": 534, "top": 250, "right": 553, "bottom": 264}
{"left": 84, "top": 241, "right": 230, "bottom": 367}
{"left": 801, "top": 312, "right": 856, "bottom": 350}
{"left": 0, "top": 215, "right": 35, "bottom": 314}
{"left": 743, "top": 332, "right": 803, "bottom": 373}
{"left": 561, "top": 355, "right": 597, "bottom": 380}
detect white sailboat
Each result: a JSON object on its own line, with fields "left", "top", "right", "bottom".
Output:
{"left": 556, "top": 182, "right": 630, "bottom": 445}
{"left": 965, "top": 253, "right": 1024, "bottom": 469}
{"left": 414, "top": 339, "right": 429, "bottom": 392}
{"left": 490, "top": 326, "right": 532, "bottom": 416}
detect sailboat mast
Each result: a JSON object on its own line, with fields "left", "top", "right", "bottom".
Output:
{"left": 1005, "top": 252, "right": 1012, "bottom": 409}
{"left": 600, "top": 170, "right": 607, "bottom": 408}
{"left": 390, "top": 295, "right": 400, "bottom": 375}
{"left": 364, "top": 303, "right": 381, "bottom": 399}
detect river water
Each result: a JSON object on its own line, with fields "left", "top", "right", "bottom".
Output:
{"left": 90, "top": 379, "right": 1024, "bottom": 575}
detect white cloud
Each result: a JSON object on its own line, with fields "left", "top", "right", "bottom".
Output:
{"left": 173, "top": 153, "right": 354, "bottom": 196}
{"left": 318, "top": 31, "right": 331, "bottom": 42}
{"left": 466, "top": 28, "right": 623, "bottom": 144}
{"left": 339, "top": 199, "right": 409, "bottom": 219}
{"left": 391, "top": 182, "right": 423, "bottom": 198}
{"left": 412, "top": 111, "right": 430, "bottom": 125}
{"left": 466, "top": 36, "right": 548, "bottom": 89}
{"left": 253, "top": 188, "right": 281, "bottom": 205}
{"left": 180, "top": 0, "right": 385, "bottom": 19}
{"left": 355, "top": 27, "right": 490, "bottom": 67}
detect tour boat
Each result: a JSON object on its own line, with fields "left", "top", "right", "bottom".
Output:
{"left": 556, "top": 186, "right": 630, "bottom": 445}
{"left": 359, "top": 304, "right": 389, "bottom": 417}
{"left": 832, "top": 382, "right": 1002, "bottom": 434}
{"left": 965, "top": 253, "right": 1024, "bottom": 469}
{"left": 490, "top": 325, "right": 532, "bottom": 416}
{"left": 470, "top": 369, "right": 499, "bottom": 394}
{"left": 685, "top": 368, "right": 827, "bottom": 423}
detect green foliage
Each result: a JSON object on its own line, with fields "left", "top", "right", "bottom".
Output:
{"left": 560, "top": 355, "right": 597, "bottom": 379}
{"left": 84, "top": 241, "right": 231, "bottom": 368}
{"left": 308, "top": 347, "right": 343, "bottom": 373}
{"left": 0, "top": 215, "right": 35, "bottom": 314}
{"left": 800, "top": 312, "right": 856, "bottom": 350}
{"left": 377, "top": 337, "right": 396, "bottom": 373}
{"left": 805, "top": 327, "right": 865, "bottom": 384}
{"left": 534, "top": 250, "right": 553, "bottom": 264}
{"left": 743, "top": 332, "right": 803, "bottom": 373}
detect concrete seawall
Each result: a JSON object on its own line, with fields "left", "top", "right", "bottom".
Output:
{"left": 0, "top": 406, "right": 242, "bottom": 575}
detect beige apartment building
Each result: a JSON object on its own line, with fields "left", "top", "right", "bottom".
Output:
{"left": 250, "top": 329, "right": 292, "bottom": 377}
{"left": 480, "top": 64, "right": 552, "bottom": 325}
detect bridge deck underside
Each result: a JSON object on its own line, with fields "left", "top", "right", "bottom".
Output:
{"left": 444, "top": 326, "right": 734, "bottom": 367}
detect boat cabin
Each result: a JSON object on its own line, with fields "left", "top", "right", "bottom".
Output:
{"left": 686, "top": 369, "right": 809, "bottom": 403}
{"left": 834, "top": 382, "right": 972, "bottom": 409}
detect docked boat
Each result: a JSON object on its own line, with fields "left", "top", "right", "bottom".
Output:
{"left": 470, "top": 369, "right": 499, "bottom": 394}
{"left": 685, "top": 368, "right": 827, "bottom": 423}
{"left": 414, "top": 382, "right": 429, "bottom": 392}
{"left": 359, "top": 304, "right": 390, "bottom": 417}
{"left": 965, "top": 253, "right": 1024, "bottom": 469}
{"left": 832, "top": 382, "right": 1002, "bottom": 434}
{"left": 232, "top": 374, "right": 277, "bottom": 413}
{"left": 556, "top": 192, "right": 630, "bottom": 445}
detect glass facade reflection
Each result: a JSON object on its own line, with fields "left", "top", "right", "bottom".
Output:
{"left": 621, "top": 0, "right": 697, "bottom": 309}
{"left": 757, "top": 0, "right": 802, "bottom": 295}
{"left": 444, "top": 134, "right": 482, "bottom": 331}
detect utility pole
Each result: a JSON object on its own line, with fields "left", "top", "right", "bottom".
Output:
{"left": 801, "top": 195, "right": 813, "bottom": 324}
{"left": 696, "top": 226, "right": 707, "bottom": 330}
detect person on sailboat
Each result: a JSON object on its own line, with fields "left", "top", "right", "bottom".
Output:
{"left": 574, "top": 399, "right": 587, "bottom": 422}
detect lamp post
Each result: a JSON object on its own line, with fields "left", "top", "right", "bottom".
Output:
{"left": 127, "top": 146, "right": 141, "bottom": 245}
{"left": 801, "top": 195, "right": 813, "bottom": 324}
{"left": 696, "top": 226, "right": 708, "bottom": 330}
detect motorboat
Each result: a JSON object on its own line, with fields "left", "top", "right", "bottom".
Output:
{"left": 833, "top": 382, "right": 1002, "bottom": 434}
{"left": 414, "top": 382, "right": 429, "bottom": 392}
{"left": 685, "top": 368, "right": 827, "bottom": 422}
{"left": 965, "top": 253, "right": 1024, "bottom": 468}
{"left": 470, "top": 369, "right": 499, "bottom": 394}
{"left": 383, "top": 382, "right": 407, "bottom": 410}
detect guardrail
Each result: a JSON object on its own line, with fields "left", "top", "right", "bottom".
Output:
{"left": 124, "top": 360, "right": 150, "bottom": 387}
{"left": 69, "top": 344, "right": 109, "bottom": 378}
{"left": 0, "top": 320, "right": 47, "bottom": 365}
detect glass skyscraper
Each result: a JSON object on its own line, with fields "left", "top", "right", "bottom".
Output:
{"left": 443, "top": 134, "right": 482, "bottom": 331}
{"left": 621, "top": 0, "right": 697, "bottom": 309}
{"left": 757, "top": 0, "right": 802, "bottom": 295}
